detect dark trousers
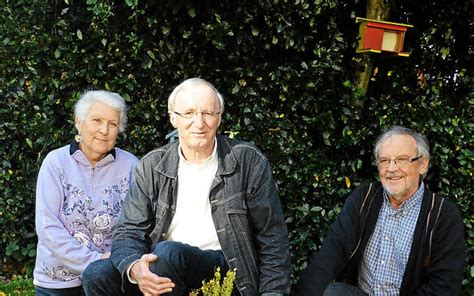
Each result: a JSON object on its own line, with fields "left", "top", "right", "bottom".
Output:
{"left": 82, "top": 241, "right": 229, "bottom": 296}
{"left": 322, "top": 282, "right": 368, "bottom": 296}
{"left": 35, "top": 285, "right": 85, "bottom": 296}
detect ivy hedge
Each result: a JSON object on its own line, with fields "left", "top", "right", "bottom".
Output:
{"left": 1, "top": 0, "right": 472, "bottom": 294}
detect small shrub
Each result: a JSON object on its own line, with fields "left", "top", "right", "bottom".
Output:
{"left": 191, "top": 267, "right": 236, "bottom": 296}
{"left": 0, "top": 275, "right": 35, "bottom": 296}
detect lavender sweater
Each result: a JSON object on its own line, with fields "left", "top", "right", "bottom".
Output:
{"left": 33, "top": 142, "right": 138, "bottom": 289}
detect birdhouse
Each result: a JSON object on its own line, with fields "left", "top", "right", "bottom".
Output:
{"left": 356, "top": 17, "right": 413, "bottom": 57}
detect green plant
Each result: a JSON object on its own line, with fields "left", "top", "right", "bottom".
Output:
{"left": 0, "top": 275, "right": 35, "bottom": 296}
{"left": 191, "top": 267, "right": 236, "bottom": 296}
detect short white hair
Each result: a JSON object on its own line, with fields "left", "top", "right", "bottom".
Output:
{"left": 167, "top": 78, "right": 224, "bottom": 113}
{"left": 374, "top": 126, "right": 430, "bottom": 160}
{"left": 75, "top": 90, "right": 128, "bottom": 132}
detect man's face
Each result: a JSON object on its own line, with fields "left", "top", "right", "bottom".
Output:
{"left": 169, "top": 84, "right": 221, "bottom": 158}
{"left": 377, "top": 134, "right": 429, "bottom": 207}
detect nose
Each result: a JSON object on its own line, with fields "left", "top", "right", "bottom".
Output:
{"left": 99, "top": 122, "right": 109, "bottom": 135}
{"left": 386, "top": 159, "right": 399, "bottom": 170}
{"left": 192, "top": 112, "right": 206, "bottom": 126}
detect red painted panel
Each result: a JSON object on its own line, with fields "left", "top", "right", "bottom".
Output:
{"left": 362, "top": 27, "right": 384, "bottom": 50}
{"left": 366, "top": 22, "right": 408, "bottom": 32}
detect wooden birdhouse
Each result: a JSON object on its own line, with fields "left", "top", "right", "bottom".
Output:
{"left": 356, "top": 17, "right": 413, "bottom": 57}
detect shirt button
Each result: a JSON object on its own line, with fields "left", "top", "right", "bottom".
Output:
{"left": 381, "top": 260, "right": 385, "bottom": 264}
{"left": 161, "top": 232, "right": 167, "bottom": 237}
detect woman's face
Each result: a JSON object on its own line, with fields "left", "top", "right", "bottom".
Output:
{"left": 75, "top": 101, "right": 120, "bottom": 166}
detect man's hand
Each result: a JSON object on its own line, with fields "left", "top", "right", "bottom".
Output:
{"left": 130, "top": 254, "right": 175, "bottom": 296}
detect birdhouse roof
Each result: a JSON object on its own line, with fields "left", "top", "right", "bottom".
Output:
{"left": 356, "top": 17, "right": 414, "bottom": 29}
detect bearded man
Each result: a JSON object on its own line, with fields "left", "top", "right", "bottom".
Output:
{"left": 294, "top": 126, "right": 465, "bottom": 296}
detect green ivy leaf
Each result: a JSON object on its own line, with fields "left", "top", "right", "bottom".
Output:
{"left": 147, "top": 50, "right": 155, "bottom": 59}
{"left": 76, "top": 29, "right": 83, "bottom": 40}
{"left": 188, "top": 8, "right": 196, "bottom": 18}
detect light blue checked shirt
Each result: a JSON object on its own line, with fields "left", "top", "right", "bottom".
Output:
{"left": 358, "top": 183, "right": 424, "bottom": 296}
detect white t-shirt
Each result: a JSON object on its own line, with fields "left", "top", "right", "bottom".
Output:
{"left": 166, "top": 142, "right": 221, "bottom": 250}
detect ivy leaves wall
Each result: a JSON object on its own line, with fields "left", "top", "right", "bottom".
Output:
{"left": 1, "top": 0, "right": 472, "bottom": 293}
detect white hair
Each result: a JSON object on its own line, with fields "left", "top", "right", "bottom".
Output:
{"left": 374, "top": 126, "right": 430, "bottom": 159}
{"left": 167, "top": 78, "right": 224, "bottom": 113}
{"left": 74, "top": 90, "right": 128, "bottom": 132}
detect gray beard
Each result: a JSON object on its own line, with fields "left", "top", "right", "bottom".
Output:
{"left": 386, "top": 187, "right": 409, "bottom": 205}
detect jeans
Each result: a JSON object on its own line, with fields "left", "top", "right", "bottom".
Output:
{"left": 83, "top": 241, "right": 229, "bottom": 296}
{"left": 35, "top": 285, "right": 85, "bottom": 296}
{"left": 322, "top": 282, "right": 368, "bottom": 296}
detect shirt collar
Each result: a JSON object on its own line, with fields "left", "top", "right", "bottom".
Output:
{"left": 384, "top": 182, "right": 425, "bottom": 211}
{"left": 69, "top": 139, "right": 116, "bottom": 159}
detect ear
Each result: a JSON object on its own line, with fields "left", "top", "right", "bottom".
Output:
{"left": 418, "top": 157, "right": 430, "bottom": 176}
{"left": 216, "top": 114, "right": 222, "bottom": 129}
{"left": 74, "top": 115, "right": 82, "bottom": 133}
{"left": 169, "top": 112, "right": 177, "bottom": 128}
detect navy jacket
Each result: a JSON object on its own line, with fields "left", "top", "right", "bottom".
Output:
{"left": 294, "top": 182, "right": 465, "bottom": 296}
{"left": 111, "top": 134, "right": 291, "bottom": 295}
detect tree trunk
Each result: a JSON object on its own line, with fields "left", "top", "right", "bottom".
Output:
{"left": 355, "top": 0, "right": 391, "bottom": 98}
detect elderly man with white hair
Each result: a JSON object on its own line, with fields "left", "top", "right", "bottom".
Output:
{"left": 295, "top": 126, "right": 465, "bottom": 296}
{"left": 83, "top": 78, "right": 291, "bottom": 296}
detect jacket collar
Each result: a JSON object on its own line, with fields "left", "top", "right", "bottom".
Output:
{"left": 154, "top": 134, "right": 237, "bottom": 178}
{"left": 215, "top": 134, "right": 238, "bottom": 176}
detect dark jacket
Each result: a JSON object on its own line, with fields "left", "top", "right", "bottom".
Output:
{"left": 111, "top": 134, "right": 291, "bottom": 295}
{"left": 294, "top": 182, "right": 465, "bottom": 296}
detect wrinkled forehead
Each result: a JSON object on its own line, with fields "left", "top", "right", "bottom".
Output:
{"left": 379, "top": 134, "right": 418, "bottom": 156}
{"left": 85, "top": 101, "right": 121, "bottom": 120}
{"left": 174, "top": 85, "right": 220, "bottom": 110}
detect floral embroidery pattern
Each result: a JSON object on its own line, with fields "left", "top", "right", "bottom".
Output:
{"left": 44, "top": 170, "right": 130, "bottom": 280}
{"left": 57, "top": 168, "right": 130, "bottom": 251}
{"left": 101, "top": 179, "right": 129, "bottom": 217}
{"left": 93, "top": 211, "right": 112, "bottom": 230}
{"left": 92, "top": 232, "right": 105, "bottom": 246}
{"left": 72, "top": 230, "right": 90, "bottom": 248}
{"left": 44, "top": 265, "right": 79, "bottom": 281}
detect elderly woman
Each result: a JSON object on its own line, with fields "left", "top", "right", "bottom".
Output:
{"left": 33, "top": 90, "right": 139, "bottom": 295}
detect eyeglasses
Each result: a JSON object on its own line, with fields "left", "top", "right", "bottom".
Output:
{"left": 377, "top": 156, "right": 422, "bottom": 168}
{"left": 173, "top": 111, "right": 221, "bottom": 120}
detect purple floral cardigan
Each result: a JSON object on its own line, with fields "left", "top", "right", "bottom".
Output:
{"left": 33, "top": 142, "right": 138, "bottom": 289}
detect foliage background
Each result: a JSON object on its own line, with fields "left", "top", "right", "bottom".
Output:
{"left": 1, "top": 0, "right": 472, "bottom": 294}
